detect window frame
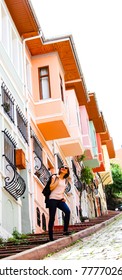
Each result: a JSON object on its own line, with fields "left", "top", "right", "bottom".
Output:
{"left": 1, "top": 82, "right": 15, "bottom": 123}
{"left": 59, "top": 74, "right": 64, "bottom": 102}
{"left": 38, "top": 66, "right": 51, "bottom": 100}
{"left": 36, "top": 207, "right": 41, "bottom": 227}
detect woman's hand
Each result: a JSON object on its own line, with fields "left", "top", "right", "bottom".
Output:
{"left": 61, "top": 198, "right": 66, "bottom": 202}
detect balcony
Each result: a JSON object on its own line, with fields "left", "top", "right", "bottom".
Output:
{"left": 35, "top": 99, "right": 70, "bottom": 140}
{"left": 83, "top": 136, "right": 100, "bottom": 168}
{"left": 83, "top": 157, "right": 100, "bottom": 169}
{"left": 82, "top": 134, "right": 93, "bottom": 160}
{"left": 92, "top": 134, "right": 105, "bottom": 173}
{"left": 34, "top": 156, "right": 51, "bottom": 186}
{"left": 96, "top": 145, "right": 113, "bottom": 185}
{"left": 3, "top": 130, "right": 26, "bottom": 200}
{"left": 58, "top": 126, "right": 84, "bottom": 157}
{"left": 4, "top": 156, "right": 26, "bottom": 200}
{"left": 83, "top": 122, "right": 100, "bottom": 168}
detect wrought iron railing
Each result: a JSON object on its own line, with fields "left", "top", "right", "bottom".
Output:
{"left": 32, "top": 133, "right": 43, "bottom": 160}
{"left": 3, "top": 129, "right": 16, "bottom": 166}
{"left": 72, "top": 160, "right": 82, "bottom": 191}
{"left": 34, "top": 155, "right": 50, "bottom": 186}
{"left": 57, "top": 154, "right": 64, "bottom": 168}
{"left": 65, "top": 182, "right": 71, "bottom": 194}
{"left": 16, "top": 105, "right": 28, "bottom": 144}
{"left": 4, "top": 156, "right": 26, "bottom": 200}
{"left": 1, "top": 82, "right": 15, "bottom": 123}
{"left": 73, "top": 173, "right": 82, "bottom": 191}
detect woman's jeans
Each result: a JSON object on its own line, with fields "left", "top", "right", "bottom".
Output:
{"left": 48, "top": 199, "right": 70, "bottom": 240}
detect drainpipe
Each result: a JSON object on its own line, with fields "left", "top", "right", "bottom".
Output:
{"left": 22, "top": 32, "right": 42, "bottom": 233}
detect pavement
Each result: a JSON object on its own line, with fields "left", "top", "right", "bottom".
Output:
{"left": 44, "top": 214, "right": 122, "bottom": 260}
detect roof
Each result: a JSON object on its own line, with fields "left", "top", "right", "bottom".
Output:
{"left": 5, "top": 0, "right": 89, "bottom": 105}
{"left": 84, "top": 92, "right": 107, "bottom": 133}
{"left": 4, "top": 0, "right": 40, "bottom": 36}
{"left": 4, "top": 0, "right": 116, "bottom": 159}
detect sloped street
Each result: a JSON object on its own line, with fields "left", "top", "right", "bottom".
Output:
{"left": 45, "top": 214, "right": 122, "bottom": 260}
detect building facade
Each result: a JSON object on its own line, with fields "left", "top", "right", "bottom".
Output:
{"left": 0, "top": 0, "right": 115, "bottom": 238}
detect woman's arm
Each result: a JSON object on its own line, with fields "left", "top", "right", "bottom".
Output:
{"left": 50, "top": 175, "right": 59, "bottom": 191}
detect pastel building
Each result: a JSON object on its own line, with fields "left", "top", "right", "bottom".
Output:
{"left": 0, "top": 0, "right": 116, "bottom": 239}
{"left": 0, "top": 0, "right": 29, "bottom": 237}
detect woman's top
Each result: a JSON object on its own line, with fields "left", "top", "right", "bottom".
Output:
{"left": 49, "top": 178, "right": 66, "bottom": 200}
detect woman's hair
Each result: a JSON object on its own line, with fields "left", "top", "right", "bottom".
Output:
{"left": 59, "top": 166, "right": 70, "bottom": 179}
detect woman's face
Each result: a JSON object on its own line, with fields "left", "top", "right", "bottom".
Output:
{"left": 60, "top": 166, "right": 69, "bottom": 175}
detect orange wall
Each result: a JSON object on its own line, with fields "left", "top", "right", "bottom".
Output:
{"left": 66, "top": 89, "right": 80, "bottom": 125}
{"left": 80, "top": 105, "right": 92, "bottom": 149}
{"left": 32, "top": 52, "right": 65, "bottom": 102}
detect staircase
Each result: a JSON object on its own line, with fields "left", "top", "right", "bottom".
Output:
{"left": 0, "top": 211, "right": 121, "bottom": 260}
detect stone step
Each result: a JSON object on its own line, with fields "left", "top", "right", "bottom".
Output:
{"left": 0, "top": 211, "right": 120, "bottom": 260}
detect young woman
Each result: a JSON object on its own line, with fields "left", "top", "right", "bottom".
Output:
{"left": 48, "top": 166, "right": 71, "bottom": 241}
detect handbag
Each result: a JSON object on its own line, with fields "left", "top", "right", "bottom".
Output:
{"left": 42, "top": 174, "right": 57, "bottom": 208}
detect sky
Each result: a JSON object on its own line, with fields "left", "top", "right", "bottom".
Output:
{"left": 31, "top": 0, "right": 122, "bottom": 150}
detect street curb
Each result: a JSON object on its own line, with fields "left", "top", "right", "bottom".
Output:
{"left": 2, "top": 213, "right": 122, "bottom": 260}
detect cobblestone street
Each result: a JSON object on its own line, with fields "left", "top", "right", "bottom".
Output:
{"left": 45, "top": 215, "right": 122, "bottom": 260}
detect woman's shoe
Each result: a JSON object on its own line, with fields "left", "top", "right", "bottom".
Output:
{"left": 49, "top": 237, "right": 54, "bottom": 241}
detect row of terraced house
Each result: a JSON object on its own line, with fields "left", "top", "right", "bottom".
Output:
{"left": 0, "top": 0, "right": 116, "bottom": 239}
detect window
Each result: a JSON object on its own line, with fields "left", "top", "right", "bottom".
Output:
{"left": 11, "top": 29, "right": 18, "bottom": 70}
{"left": 76, "top": 104, "right": 81, "bottom": 129}
{"left": 11, "top": 29, "right": 23, "bottom": 78}
{"left": 26, "top": 58, "right": 32, "bottom": 93}
{"left": 39, "top": 67, "right": 50, "bottom": 99}
{"left": 18, "top": 42, "right": 23, "bottom": 80}
{"left": 76, "top": 206, "right": 79, "bottom": 216}
{"left": 65, "top": 96, "right": 71, "bottom": 125}
{"left": 36, "top": 207, "right": 41, "bottom": 227}
{"left": 1, "top": 82, "right": 14, "bottom": 123}
{"left": 33, "top": 135, "right": 43, "bottom": 161}
{"left": 1, "top": 6, "right": 9, "bottom": 52}
{"left": 1, "top": 5, "right": 23, "bottom": 79}
{"left": 60, "top": 75, "right": 64, "bottom": 101}
{"left": 3, "top": 129, "right": 16, "bottom": 166}
{"left": 42, "top": 213, "right": 46, "bottom": 230}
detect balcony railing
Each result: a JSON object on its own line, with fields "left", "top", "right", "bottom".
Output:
{"left": 57, "top": 153, "right": 64, "bottom": 169}
{"left": 16, "top": 105, "right": 28, "bottom": 144}
{"left": 4, "top": 156, "right": 26, "bottom": 200}
{"left": 73, "top": 173, "right": 82, "bottom": 191}
{"left": 72, "top": 160, "right": 82, "bottom": 191}
{"left": 34, "top": 155, "right": 50, "bottom": 186}
{"left": 65, "top": 182, "right": 71, "bottom": 194}
{"left": 31, "top": 130, "right": 43, "bottom": 160}
{"left": 1, "top": 82, "right": 14, "bottom": 123}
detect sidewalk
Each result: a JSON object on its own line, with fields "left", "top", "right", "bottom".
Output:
{"left": 44, "top": 215, "right": 122, "bottom": 260}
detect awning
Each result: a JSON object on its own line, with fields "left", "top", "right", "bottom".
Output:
{"left": 99, "top": 171, "right": 113, "bottom": 185}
